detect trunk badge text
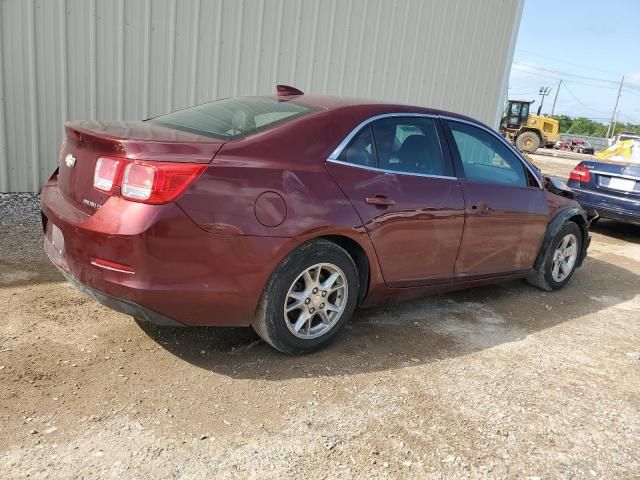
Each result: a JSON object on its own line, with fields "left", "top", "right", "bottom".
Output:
{"left": 65, "top": 153, "right": 76, "bottom": 168}
{"left": 83, "top": 199, "right": 101, "bottom": 210}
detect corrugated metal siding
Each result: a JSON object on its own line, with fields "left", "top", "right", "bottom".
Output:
{"left": 0, "top": 0, "right": 523, "bottom": 192}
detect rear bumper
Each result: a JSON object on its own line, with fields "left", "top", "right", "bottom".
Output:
{"left": 56, "top": 266, "right": 184, "bottom": 326}
{"left": 571, "top": 187, "right": 640, "bottom": 226}
{"left": 584, "top": 205, "right": 640, "bottom": 226}
{"left": 41, "top": 180, "right": 290, "bottom": 326}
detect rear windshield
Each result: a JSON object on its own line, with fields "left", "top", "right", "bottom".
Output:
{"left": 149, "top": 97, "right": 315, "bottom": 140}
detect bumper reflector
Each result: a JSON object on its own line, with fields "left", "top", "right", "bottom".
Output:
{"left": 90, "top": 257, "right": 135, "bottom": 274}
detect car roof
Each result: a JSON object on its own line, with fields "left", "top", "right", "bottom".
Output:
{"left": 262, "top": 94, "right": 476, "bottom": 123}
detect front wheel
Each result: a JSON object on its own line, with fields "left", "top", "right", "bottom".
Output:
{"left": 516, "top": 131, "right": 541, "bottom": 153}
{"left": 527, "top": 221, "right": 582, "bottom": 291}
{"left": 252, "top": 239, "right": 359, "bottom": 354}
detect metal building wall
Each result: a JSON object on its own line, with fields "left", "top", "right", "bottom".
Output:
{"left": 0, "top": 0, "right": 523, "bottom": 192}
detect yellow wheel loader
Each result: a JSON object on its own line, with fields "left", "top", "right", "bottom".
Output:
{"left": 499, "top": 99, "right": 559, "bottom": 154}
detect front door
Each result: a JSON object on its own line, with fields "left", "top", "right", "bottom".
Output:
{"left": 327, "top": 116, "right": 465, "bottom": 287}
{"left": 443, "top": 119, "right": 548, "bottom": 280}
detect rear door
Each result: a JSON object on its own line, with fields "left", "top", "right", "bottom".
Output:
{"left": 326, "top": 115, "right": 465, "bottom": 287}
{"left": 443, "top": 119, "right": 548, "bottom": 280}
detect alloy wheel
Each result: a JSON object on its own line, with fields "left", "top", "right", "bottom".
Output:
{"left": 551, "top": 233, "right": 578, "bottom": 282}
{"left": 284, "top": 263, "right": 348, "bottom": 339}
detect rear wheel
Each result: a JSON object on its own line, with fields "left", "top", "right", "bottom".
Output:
{"left": 253, "top": 239, "right": 359, "bottom": 354}
{"left": 516, "top": 131, "right": 541, "bottom": 153}
{"left": 527, "top": 221, "right": 582, "bottom": 291}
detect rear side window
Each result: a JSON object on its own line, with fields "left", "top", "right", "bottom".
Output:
{"left": 371, "top": 117, "right": 444, "bottom": 175}
{"left": 447, "top": 121, "right": 528, "bottom": 187}
{"left": 149, "top": 97, "right": 314, "bottom": 140}
{"left": 337, "top": 116, "right": 445, "bottom": 176}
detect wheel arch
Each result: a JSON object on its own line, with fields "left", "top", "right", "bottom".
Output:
{"left": 534, "top": 207, "right": 589, "bottom": 270}
{"left": 319, "top": 234, "right": 371, "bottom": 305}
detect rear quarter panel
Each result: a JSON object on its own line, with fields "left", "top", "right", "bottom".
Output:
{"left": 177, "top": 110, "right": 365, "bottom": 238}
{"left": 176, "top": 108, "right": 387, "bottom": 299}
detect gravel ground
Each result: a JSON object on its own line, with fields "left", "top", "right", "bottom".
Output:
{"left": 1, "top": 155, "right": 640, "bottom": 479}
{"left": 526, "top": 148, "right": 595, "bottom": 179}
{"left": 0, "top": 193, "right": 41, "bottom": 227}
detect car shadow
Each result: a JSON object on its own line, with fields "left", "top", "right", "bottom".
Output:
{"left": 137, "top": 256, "right": 639, "bottom": 380}
{"left": 591, "top": 219, "right": 640, "bottom": 244}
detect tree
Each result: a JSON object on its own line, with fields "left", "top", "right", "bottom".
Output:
{"left": 550, "top": 115, "right": 640, "bottom": 137}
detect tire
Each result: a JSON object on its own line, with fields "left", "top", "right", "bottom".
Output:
{"left": 252, "top": 239, "right": 359, "bottom": 354}
{"left": 515, "top": 131, "right": 541, "bottom": 153}
{"left": 526, "top": 221, "right": 582, "bottom": 291}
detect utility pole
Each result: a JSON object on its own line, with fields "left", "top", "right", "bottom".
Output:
{"left": 551, "top": 80, "right": 562, "bottom": 116}
{"left": 537, "top": 86, "right": 552, "bottom": 115}
{"left": 606, "top": 75, "right": 624, "bottom": 138}
{"left": 611, "top": 110, "right": 620, "bottom": 137}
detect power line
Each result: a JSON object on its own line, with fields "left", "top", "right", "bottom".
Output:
{"left": 561, "top": 82, "right": 611, "bottom": 115}
{"left": 618, "top": 112, "right": 639, "bottom": 124}
{"left": 508, "top": 91, "right": 539, "bottom": 96}
{"left": 622, "top": 88, "right": 640, "bottom": 98}
{"left": 515, "top": 48, "right": 623, "bottom": 76}
{"left": 514, "top": 62, "right": 618, "bottom": 85}
{"left": 511, "top": 65, "right": 640, "bottom": 124}
{"left": 511, "top": 65, "right": 562, "bottom": 81}
{"left": 511, "top": 66, "right": 618, "bottom": 90}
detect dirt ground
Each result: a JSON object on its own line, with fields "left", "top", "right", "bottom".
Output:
{"left": 1, "top": 154, "right": 640, "bottom": 479}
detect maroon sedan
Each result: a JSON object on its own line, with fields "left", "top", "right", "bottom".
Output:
{"left": 41, "top": 86, "right": 590, "bottom": 354}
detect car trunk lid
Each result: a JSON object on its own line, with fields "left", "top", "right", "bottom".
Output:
{"left": 580, "top": 160, "right": 640, "bottom": 198}
{"left": 59, "top": 121, "right": 224, "bottom": 214}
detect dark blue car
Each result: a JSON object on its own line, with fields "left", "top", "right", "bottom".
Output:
{"left": 567, "top": 159, "right": 640, "bottom": 225}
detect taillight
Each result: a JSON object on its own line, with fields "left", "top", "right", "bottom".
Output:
{"left": 122, "top": 163, "right": 155, "bottom": 201}
{"left": 94, "top": 157, "right": 123, "bottom": 193}
{"left": 569, "top": 166, "right": 591, "bottom": 183}
{"left": 93, "top": 158, "right": 205, "bottom": 204}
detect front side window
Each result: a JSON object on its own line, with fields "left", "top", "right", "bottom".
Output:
{"left": 371, "top": 117, "right": 444, "bottom": 176}
{"left": 447, "top": 121, "right": 528, "bottom": 187}
{"left": 149, "top": 97, "right": 314, "bottom": 139}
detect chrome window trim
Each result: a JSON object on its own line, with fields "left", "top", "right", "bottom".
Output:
{"left": 440, "top": 115, "right": 543, "bottom": 190}
{"left": 327, "top": 112, "right": 441, "bottom": 160}
{"left": 325, "top": 158, "right": 457, "bottom": 180}
{"left": 327, "top": 112, "right": 543, "bottom": 189}
{"left": 590, "top": 170, "right": 640, "bottom": 182}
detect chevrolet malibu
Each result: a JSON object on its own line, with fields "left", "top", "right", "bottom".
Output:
{"left": 41, "top": 86, "right": 590, "bottom": 354}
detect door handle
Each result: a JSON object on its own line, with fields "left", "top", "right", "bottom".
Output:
{"left": 365, "top": 195, "right": 395, "bottom": 208}
{"left": 471, "top": 202, "right": 491, "bottom": 214}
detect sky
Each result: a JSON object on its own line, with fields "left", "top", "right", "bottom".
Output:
{"left": 508, "top": 0, "right": 640, "bottom": 125}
